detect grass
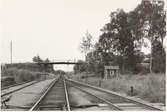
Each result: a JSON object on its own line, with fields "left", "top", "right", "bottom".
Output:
{"left": 1, "top": 67, "right": 53, "bottom": 88}
{"left": 70, "top": 73, "right": 165, "bottom": 104}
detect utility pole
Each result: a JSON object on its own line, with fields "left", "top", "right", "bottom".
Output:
{"left": 10, "top": 40, "right": 12, "bottom": 64}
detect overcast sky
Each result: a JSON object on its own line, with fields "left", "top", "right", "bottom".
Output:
{"left": 1, "top": 0, "right": 163, "bottom": 71}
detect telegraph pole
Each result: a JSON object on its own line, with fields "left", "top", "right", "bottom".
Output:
{"left": 10, "top": 40, "right": 12, "bottom": 64}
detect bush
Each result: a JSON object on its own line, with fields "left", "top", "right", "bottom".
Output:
{"left": 139, "top": 74, "right": 165, "bottom": 103}
{"left": 76, "top": 73, "right": 165, "bottom": 103}
{"left": 2, "top": 67, "right": 48, "bottom": 84}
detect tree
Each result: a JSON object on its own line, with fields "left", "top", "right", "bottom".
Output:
{"left": 97, "top": 0, "right": 166, "bottom": 73}
{"left": 54, "top": 70, "right": 65, "bottom": 75}
{"left": 132, "top": 0, "right": 166, "bottom": 73}
{"left": 99, "top": 9, "right": 140, "bottom": 72}
{"left": 77, "top": 0, "right": 166, "bottom": 74}
{"left": 44, "top": 58, "right": 50, "bottom": 63}
{"left": 32, "top": 55, "right": 42, "bottom": 62}
{"left": 152, "top": 40, "right": 166, "bottom": 73}
{"left": 73, "top": 60, "right": 87, "bottom": 73}
{"left": 44, "top": 58, "right": 54, "bottom": 72}
{"left": 80, "top": 31, "right": 93, "bottom": 60}
{"left": 32, "top": 56, "right": 54, "bottom": 73}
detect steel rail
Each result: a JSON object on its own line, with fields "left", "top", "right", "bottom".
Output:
{"left": 29, "top": 78, "right": 58, "bottom": 111}
{"left": 1, "top": 80, "right": 41, "bottom": 97}
{"left": 2, "top": 81, "right": 33, "bottom": 90}
{"left": 70, "top": 83, "right": 122, "bottom": 110}
{"left": 66, "top": 78, "right": 162, "bottom": 111}
{"left": 63, "top": 79, "right": 71, "bottom": 111}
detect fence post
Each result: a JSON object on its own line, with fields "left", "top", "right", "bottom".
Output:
{"left": 130, "top": 86, "right": 134, "bottom": 96}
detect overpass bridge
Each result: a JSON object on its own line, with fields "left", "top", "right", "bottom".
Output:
{"left": 36, "top": 62, "right": 81, "bottom": 65}
{"left": 36, "top": 59, "right": 82, "bottom": 65}
{"left": 1, "top": 59, "right": 83, "bottom": 66}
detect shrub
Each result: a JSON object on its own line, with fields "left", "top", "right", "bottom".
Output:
{"left": 2, "top": 67, "right": 48, "bottom": 83}
{"left": 77, "top": 73, "right": 165, "bottom": 103}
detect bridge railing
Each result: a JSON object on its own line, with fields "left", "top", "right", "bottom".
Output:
{"left": 1, "top": 59, "right": 80, "bottom": 65}
{"left": 50, "top": 59, "right": 78, "bottom": 63}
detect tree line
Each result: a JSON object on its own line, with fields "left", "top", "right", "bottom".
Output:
{"left": 32, "top": 55, "right": 65, "bottom": 74}
{"left": 32, "top": 55, "right": 54, "bottom": 73}
{"left": 74, "top": 0, "right": 166, "bottom": 76}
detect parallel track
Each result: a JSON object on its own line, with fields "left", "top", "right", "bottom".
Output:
{"left": 1, "top": 81, "right": 34, "bottom": 90}
{"left": 66, "top": 78, "right": 163, "bottom": 111}
{"left": 1, "top": 80, "right": 43, "bottom": 97}
{"left": 29, "top": 76, "right": 163, "bottom": 111}
{"left": 29, "top": 76, "right": 70, "bottom": 111}
{"left": 69, "top": 83, "right": 122, "bottom": 110}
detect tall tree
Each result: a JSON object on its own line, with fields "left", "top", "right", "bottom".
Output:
{"left": 80, "top": 31, "right": 93, "bottom": 60}
{"left": 132, "top": 0, "right": 166, "bottom": 73}
{"left": 99, "top": 9, "right": 139, "bottom": 72}
{"left": 152, "top": 40, "right": 166, "bottom": 73}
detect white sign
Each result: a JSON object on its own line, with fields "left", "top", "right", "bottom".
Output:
{"left": 104, "top": 66, "right": 119, "bottom": 70}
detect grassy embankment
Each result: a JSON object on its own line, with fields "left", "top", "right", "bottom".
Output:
{"left": 70, "top": 73, "right": 165, "bottom": 104}
{"left": 1, "top": 63, "right": 54, "bottom": 88}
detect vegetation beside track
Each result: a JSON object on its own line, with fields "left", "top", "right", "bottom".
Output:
{"left": 1, "top": 67, "right": 53, "bottom": 88}
{"left": 70, "top": 73, "right": 165, "bottom": 104}
{"left": 1, "top": 56, "right": 55, "bottom": 88}
{"left": 71, "top": 0, "right": 166, "bottom": 105}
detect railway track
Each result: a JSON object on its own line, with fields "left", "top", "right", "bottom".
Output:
{"left": 1, "top": 79, "right": 46, "bottom": 97}
{"left": 1, "top": 81, "right": 33, "bottom": 90}
{"left": 66, "top": 78, "right": 163, "bottom": 111}
{"left": 29, "top": 76, "right": 70, "bottom": 111}
{"left": 29, "top": 76, "right": 163, "bottom": 111}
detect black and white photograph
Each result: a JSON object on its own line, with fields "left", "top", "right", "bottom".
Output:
{"left": 1, "top": 0, "right": 166, "bottom": 111}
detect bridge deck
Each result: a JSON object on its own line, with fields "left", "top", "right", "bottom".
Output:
{"left": 37, "top": 62, "right": 82, "bottom": 65}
